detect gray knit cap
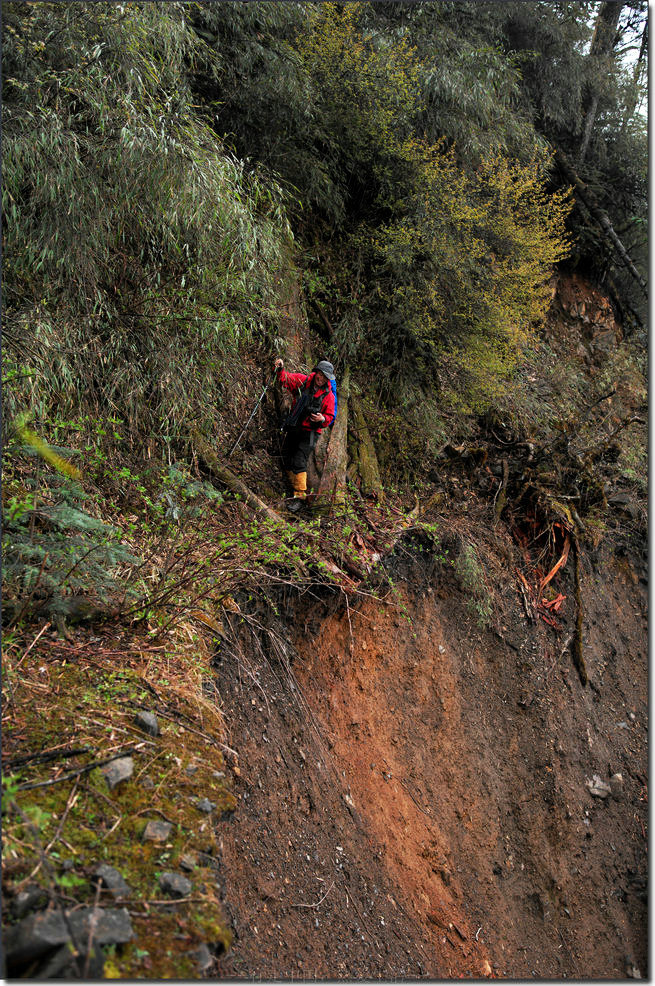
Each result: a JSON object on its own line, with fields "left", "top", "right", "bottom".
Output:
{"left": 315, "top": 360, "right": 336, "bottom": 381}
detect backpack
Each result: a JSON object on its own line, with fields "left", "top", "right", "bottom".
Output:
{"left": 329, "top": 378, "right": 338, "bottom": 425}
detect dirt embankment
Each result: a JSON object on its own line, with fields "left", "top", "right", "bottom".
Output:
{"left": 212, "top": 528, "right": 648, "bottom": 980}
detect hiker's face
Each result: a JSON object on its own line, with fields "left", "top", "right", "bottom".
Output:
{"left": 315, "top": 371, "right": 328, "bottom": 388}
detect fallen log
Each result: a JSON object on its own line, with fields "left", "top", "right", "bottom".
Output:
{"left": 554, "top": 148, "right": 648, "bottom": 300}
{"left": 191, "top": 430, "right": 285, "bottom": 525}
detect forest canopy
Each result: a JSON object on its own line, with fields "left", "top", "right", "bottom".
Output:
{"left": 2, "top": 0, "right": 647, "bottom": 434}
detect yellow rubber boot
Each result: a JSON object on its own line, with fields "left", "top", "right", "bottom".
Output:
{"left": 292, "top": 471, "right": 307, "bottom": 498}
{"left": 287, "top": 471, "right": 307, "bottom": 513}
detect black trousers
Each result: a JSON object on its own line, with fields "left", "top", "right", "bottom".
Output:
{"left": 281, "top": 427, "right": 316, "bottom": 473}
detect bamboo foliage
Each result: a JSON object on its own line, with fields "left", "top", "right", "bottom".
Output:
{"left": 2, "top": 2, "right": 292, "bottom": 437}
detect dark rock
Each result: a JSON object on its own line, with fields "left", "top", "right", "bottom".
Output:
{"left": 102, "top": 756, "right": 134, "bottom": 790}
{"left": 189, "top": 943, "right": 214, "bottom": 972}
{"left": 5, "top": 907, "right": 133, "bottom": 970}
{"left": 35, "top": 942, "right": 105, "bottom": 979}
{"left": 159, "top": 872, "right": 192, "bottom": 899}
{"left": 143, "top": 820, "right": 173, "bottom": 842}
{"left": 12, "top": 885, "right": 49, "bottom": 920}
{"left": 93, "top": 864, "right": 132, "bottom": 899}
{"left": 194, "top": 797, "right": 216, "bottom": 814}
{"left": 134, "top": 710, "right": 160, "bottom": 737}
{"left": 33, "top": 943, "right": 82, "bottom": 979}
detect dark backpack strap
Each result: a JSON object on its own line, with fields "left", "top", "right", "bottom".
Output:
{"left": 283, "top": 379, "right": 311, "bottom": 430}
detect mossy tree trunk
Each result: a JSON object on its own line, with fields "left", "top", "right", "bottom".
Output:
{"left": 312, "top": 367, "right": 350, "bottom": 514}
{"left": 350, "top": 392, "right": 384, "bottom": 501}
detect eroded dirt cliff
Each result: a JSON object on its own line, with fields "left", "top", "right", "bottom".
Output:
{"left": 212, "top": 518, "right": 647, "bottom": 980}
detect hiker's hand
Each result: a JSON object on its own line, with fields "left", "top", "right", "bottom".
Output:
{"left": 310, "top": 412, "right": 324, "bottom": 423}
{"left": 274, "top": 358, "right": 283, "bottom": 373}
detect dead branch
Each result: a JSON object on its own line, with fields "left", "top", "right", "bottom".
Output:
{"left": 6, "top": 747, "right": 91, "bottom": 770}
{"left": 191, "top": 430, "right": 285, "bottom": 525}
{"left": 493, "top": 458, "right": 509, "bottom": 519}
{"left": 16, "top": 749, "right": 140, "bottom": 792}
{"left": 555, "top": 148, "right": 648, "bottom": 299}
{"left": 292, "top": 880, "right": 336, "bottom": 909}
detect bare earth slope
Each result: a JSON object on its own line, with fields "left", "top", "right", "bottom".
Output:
{"left": 214, "top": 529, "right": 647, "bottom": 980}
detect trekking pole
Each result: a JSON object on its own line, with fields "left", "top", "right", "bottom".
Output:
{"left": 228, "top": 372, "right": 277, "bottom": 458}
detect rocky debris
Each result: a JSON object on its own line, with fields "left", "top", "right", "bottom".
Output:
{"left": 608, "top": 494, "right": 642, "bottom": 523}
{"left": 11, "top": 884, "right": 49, "bottom": 920}
{"left": 134, "top": 710, "right": 160, "bottom": 736}
{"left": 586, "top": 774, "right": 612, "bottom": 799}
{"left": 93, "top": 863, "right": 132, "bottom": 899}
{"left": 143, "top": 819, "right": 173, "bottom": 842}
{"left": 190, "top": 943, "right": 214, "bottom": 972}
{"left": 159, "top": 872, "right": 193, "bottom": 899}
{"left": 102, "top": 756, "right": 134, "bottom": 790}
{"left": 35, "top": 941, "right": 105, "bottom": 979}
{"left": 626, "top": 954, "right": 642, "bottom": 978}
{"left": 610, "top": 773, "right": 624, "bottom": 800}
{"left": 179, "top": 853, "right": 198, "bottom": 872}
{"left": 194, "top": 797, "right": 216, "bottom": 814}
{"left": 4, "top": 906, "right": 133, "bottom": 973}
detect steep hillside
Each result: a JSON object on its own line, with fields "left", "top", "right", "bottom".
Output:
{"left": 2, "top": 5, "right": 647, "bottom": 979}
{"left": 2, "top": 274, "right": 647, "bottom": 980}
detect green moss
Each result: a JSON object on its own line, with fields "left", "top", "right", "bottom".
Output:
{"left": 3, "top": 630, "right": 235, "bottom": 978}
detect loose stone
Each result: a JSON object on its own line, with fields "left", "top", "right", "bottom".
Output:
{"left": 194, "top": 797, "right": 216, "bottom": 814}
{"left": 610, "top": 773, "right": 624, "bottom": 799}
{"left": 586, "top": 774, "right": 611, "bottom": 799}
{"left": 159, "top": 872, "right": 192, "bottom": 899}
{"left": 93, "top": 863, "right": 132, "bottom": 899}
{"left": 134, "top": 710, "right": 160, "bottom": 736}
{"left": 102, "top": 756, "right": 134, "bottom": 791}
{"left": 143, "top": 820, "right": 173, "bottom": 842}
{"left": 12, "top": 886, "right": 48, "bottom": 920}
{"left": 190, "top": 943, "right": 214, "bottom": 972}
{"left": 5, "top": 907, "right": 133, "bottom": 971}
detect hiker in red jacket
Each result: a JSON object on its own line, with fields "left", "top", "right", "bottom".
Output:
{"left": 274, "top": 358, "right": 336, "bottom": 512}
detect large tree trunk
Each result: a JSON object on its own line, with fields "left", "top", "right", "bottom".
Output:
{"left": 620, "top": 18, "right": 648, "bottom": 134}
{"left": 307, "top": 426, "right": 330, "bottom": 493}
{"left": 578, "top": 1, "right": 625, "bottom": 166}
{"left": 191, "top": 430, "right": 286, "bottom": 525}
{"left": 312, "top": 367, "right": 350, "bottom": 514}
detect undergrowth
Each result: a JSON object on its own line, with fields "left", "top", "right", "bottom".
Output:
{"left": 1, "top": 620, "right": 234, "bottom": 979}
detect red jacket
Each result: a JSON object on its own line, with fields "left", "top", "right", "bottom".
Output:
{"left": 277, "top": 370, "right": 335, "bottom": 433}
